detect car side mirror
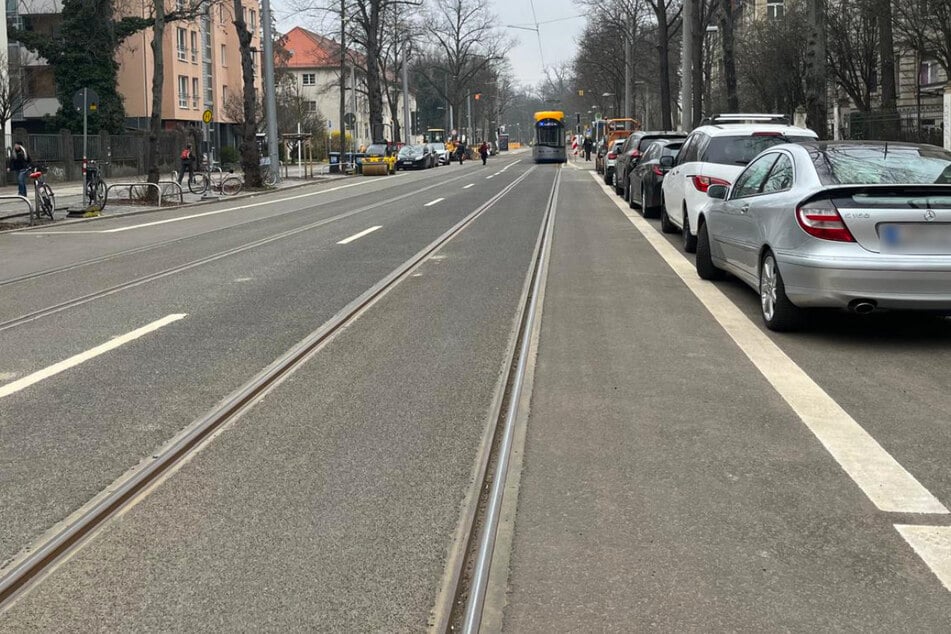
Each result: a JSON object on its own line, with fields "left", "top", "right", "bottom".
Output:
{"left": 659, "top": 155, "right": 674, "bottom": 168}
{"left": 707, "top": 184, "right": 728, "bottom": 200}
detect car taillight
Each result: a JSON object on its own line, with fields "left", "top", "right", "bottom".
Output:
{"left": 630, "top": 149, "right": 641, "bottom": 159}
{"left": 691, "top": 175, "right": 731, "bottom": 192}
{"left": 607, "top": 152, "right": 617, "bottom": 160}
{"left": 796, "top": 199, "right": 855, "bottom": 242}
{"left": 652, "top": 165, "right": 664, "bottom": 176}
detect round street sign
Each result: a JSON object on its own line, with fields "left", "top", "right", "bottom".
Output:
{"left": 72, "top": 87, "right": 100, "bottom": 113}
{"left": 344, "top": 112, "right": 356, "bottom": 127}
{"left": 202, "top": 109, "right": 213, "bottom": 124}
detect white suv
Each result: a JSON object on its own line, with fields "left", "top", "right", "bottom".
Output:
{"left": 660, "top": 115, "right": 817, "bottom": 252}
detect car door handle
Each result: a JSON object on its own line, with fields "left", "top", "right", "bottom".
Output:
{"left": 739, "top": 204, "right": 750, "bottom": 214}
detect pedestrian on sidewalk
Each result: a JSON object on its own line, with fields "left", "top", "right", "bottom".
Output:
{"left": 479, "top": 141, "right": 489, "bottom": 165}
{"left": 583, "top": 136, "right": 593, "bottom": 161}
{"left": 9, "top": 142, "right": 31, "bottom": 197}
{"left": 177, "top": 143, "right": 195, "bottom": 185}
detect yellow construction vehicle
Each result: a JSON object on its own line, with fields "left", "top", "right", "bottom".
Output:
{"left": 361, "top": 143, "right": 396, "bottom": 175}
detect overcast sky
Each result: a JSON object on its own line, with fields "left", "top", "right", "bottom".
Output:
{"left": 270, "top": 0, "right": 585, "bottom": 89}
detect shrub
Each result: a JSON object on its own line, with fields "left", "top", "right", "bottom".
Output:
{"left": 220, "top": 145, "right": 239, "bottom": 166}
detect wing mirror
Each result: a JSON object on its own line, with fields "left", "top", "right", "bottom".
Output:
{"left": 659, "top": 155, "right": 674, "bottom": 168}
{"left": 707, "top": 184, "right": 729, "bottom": 200}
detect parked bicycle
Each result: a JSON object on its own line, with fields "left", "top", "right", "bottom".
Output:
{"left": 186, "top": 163, "right": 243, "bottom": 196}
{"left": 85, "top": 160, "right": 107, "bottom": 206}
{"left": 28, "top": 164, "right": 55, "bottom": 221}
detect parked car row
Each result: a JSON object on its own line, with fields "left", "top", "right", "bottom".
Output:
{"left": 606, "top": 113, "right": 951, "bottom": 331}
{"left": 397, "top": 144, "right": 442, "bottom": 170}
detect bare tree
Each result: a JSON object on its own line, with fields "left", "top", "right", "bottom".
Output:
{"left": 233, "top": 0, "right": 263, "bottom": 187}
{"left": 826, "top": 0, "right": 878, "bottom": 113}
{"left": 644, "top": 0, "right": 683, "bottom": 130}
{"left": 718, "top": 0, "right": 738, "bottom": 111}
{"left": 737, "top": 1, "right": 809, "bottom": 114}
{"left": 0, "top": 51, "right": 33, "bottom": 145}
{"left": 378, "top": 2, "right": 416, "bottom": 142}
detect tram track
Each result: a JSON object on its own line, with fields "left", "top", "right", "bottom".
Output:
{"left": 0, "top": 165, "right": 515, "bottom": 333}
{"left": 0, "top": 164, "right": 538, "bottom": 613}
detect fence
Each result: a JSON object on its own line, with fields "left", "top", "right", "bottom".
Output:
{"left": 846, "top": 111, "right": 944, "bottom": 146}
{"left": 10, "top": 128, "right": 198, "bottom": 184}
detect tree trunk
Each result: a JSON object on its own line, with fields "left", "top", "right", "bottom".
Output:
{"left": 719, "top": 0, "right": 739, "bottom": 111}
{"left": 146, "top": 0, "right": 165, "bottom": 202}
{"left": 877, "top": 0, "right": 899, "bottom": 138}
{"left": 339, "top": 0, "right": 346, "bottom": 154}
{"left": 233, "top": 0, "right": 262, "bottom": 187}
{"left": 655, "top": 1, "right": 674, "bottom": 130}
{"left": 692, "top": 1, "right": 704, "bottom": 126}
{"left": 363, "top": 6, "right": 385, "bottom": 142}
{"left": 806, "top": 0, "right": 828, "bottom": 137}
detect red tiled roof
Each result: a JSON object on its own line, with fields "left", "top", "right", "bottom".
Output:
{"left": 279, "top": 26, "right": 365, "bottom": 69}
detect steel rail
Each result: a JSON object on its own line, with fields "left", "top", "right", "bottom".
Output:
{"left": 0, "top": 165, "right": 495, "bottom": 289}
{"left": 454, "top": 166, "right": 561, "bottom": 633}
{"left": 0, "top": 165, "right": 537, "bottom": 611}
{"left": 0, "top": 166, "right": 506, "bottom": 334}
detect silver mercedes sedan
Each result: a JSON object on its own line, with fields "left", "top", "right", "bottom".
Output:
{"left": 695, "top": 141, "right": 951, "bottom": 330}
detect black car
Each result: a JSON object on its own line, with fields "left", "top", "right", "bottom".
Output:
{"left": 627, "top": 139, "right": 682, "bottom": 217}
{"left": 396, "top": 144, "right": 435, "bottom": 169}
{"left": 613, "top": 131, "right": 686, "bottom": 199}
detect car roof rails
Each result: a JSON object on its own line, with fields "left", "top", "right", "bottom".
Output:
{"left": 700, "top": 113, "right": 791, "bottom": 126}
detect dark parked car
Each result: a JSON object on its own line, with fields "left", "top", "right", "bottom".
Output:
{"left": 613, "top": 131, "right": 687, "bottom": 199}
{"left": 627, "top": 140, "right": 683, "bottom": 217}
{"left": 397, "top": 144, "right": 435, "bottom": 169}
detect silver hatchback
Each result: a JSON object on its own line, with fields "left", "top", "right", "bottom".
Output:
{"left": 695, "top": 141, "right": 951, "bottom": 330}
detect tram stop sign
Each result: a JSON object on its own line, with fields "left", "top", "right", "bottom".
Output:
{"left": 202, "top": 109, "right": 213, "bottom": 124}
{"left": 72, "top": 87, "right": 100, "bottom": 113}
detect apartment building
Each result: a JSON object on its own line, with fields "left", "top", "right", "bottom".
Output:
{"left": 116, "top": 0, "right": 263, "bottom": 150}
{"left": 279, "top": 26, "right": 416, "bottom": 148}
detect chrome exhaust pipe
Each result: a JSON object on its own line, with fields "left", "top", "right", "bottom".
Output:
{"left": 848, "top": 299, "right": 877, "bottom": 314}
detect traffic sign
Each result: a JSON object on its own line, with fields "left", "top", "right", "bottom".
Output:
{"left": 344, "top": 112, "right": 356, "bottom": 127}
{"left": 202, "top": 109, "right": 213, "bottom": 124}
{"left": 72, "top": 87, "right": 100, "bottom": 113}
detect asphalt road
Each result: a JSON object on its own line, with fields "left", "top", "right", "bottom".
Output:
{"left": 3, "top": 153, "right": 951, "bottom": 630}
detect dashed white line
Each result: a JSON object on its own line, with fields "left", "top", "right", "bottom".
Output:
{"left": 425, "top": 197, "right": 445, "bottom": 206}
{"left": 337, "top": 225, "right": 382, "bottom": 244}
{"left": 0, "top": 314, "right": 187, "bottom": 399}
{"left": 463, "top": 184, "right": 474, "bottom": 189}
{"left": 486, "top": 175, "right": 495, "bottom": 180}
{"left": 590, "top": 170, "right": 948, "bottom": 515}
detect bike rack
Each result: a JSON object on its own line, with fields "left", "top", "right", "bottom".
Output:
{"left": 103, "top": 181, "right": 184, "bottom": 209}
{"left": 0, "top": 195, "right": 36, "bottom": 226}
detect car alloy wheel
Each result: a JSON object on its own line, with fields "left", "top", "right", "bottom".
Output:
{"left": 759, "top": 252, "right": 803, "bottom": 331}
{"left": 682, "top": 208, "right": 698, "bottom": 253}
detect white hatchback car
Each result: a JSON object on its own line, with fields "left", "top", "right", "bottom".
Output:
{"left": 661, "top": 116, "right": 818, "bottom": 252}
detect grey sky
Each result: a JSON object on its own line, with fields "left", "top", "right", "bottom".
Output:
{"left": 270, "top": 0, "right": 585, "bottom": 89}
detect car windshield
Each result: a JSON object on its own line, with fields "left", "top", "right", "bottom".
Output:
{"left": 366, "top": 144, "right": 387, "bottom": 157}
{"left": 812, "top": 145, "right": 951, "bottom": 185}
{"left": 399, "top": 146, "right": 421, "bottom": 157}
{"left": 432, "top": 143, "right": 446, "bottom": 152}
{"left": 704, "top": 134, "right": 815, "bottom": 166}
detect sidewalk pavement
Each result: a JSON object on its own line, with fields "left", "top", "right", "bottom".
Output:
{"left": 0, "top": 170, "right": 347, "bottom": 230}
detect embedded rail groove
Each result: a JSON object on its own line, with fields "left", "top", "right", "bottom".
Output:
{"left": 0, "top": 167, "right": 495, "bottom": 333}
{"left": 443, "top": 167, "right": 561, "bottom": 632}
{"left": 0, "top": 164, "right": 537, "bottom": 611}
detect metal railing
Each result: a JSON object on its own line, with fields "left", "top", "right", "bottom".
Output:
{"left": 0, "top": 195, "right": 36, "bottom": 226}
{"left": 103, "top": 181, "right": 184, "bottom": 209}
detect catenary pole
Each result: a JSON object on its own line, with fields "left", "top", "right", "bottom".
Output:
{"left": 261, "top": 0, "right": 280, "bottom": 183}
{"left": 402, "top": 40, "right": 411, "bottom": 143}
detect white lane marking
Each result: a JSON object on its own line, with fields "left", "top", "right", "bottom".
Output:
{"left": 425, "top": 197, "right": 445, "bottom": 207}
{"left": 590, "top": 171, "right": 948, "bottom": 515}
{"left": 337, "top": 225, "right": 382, "bottom": 244}
{"left": 895, "top": 525, "right": 951, "bottom": 591}
{"left": 486, "top": 175, "right": 495, "bottom": 180}
{"left": 463, "top": 184, "right": 475, "bottom": 189}
{"left": 23, "top": 179, "right": 393, "bottom": 236}
{"left": 0, "top": 314, "right": 187, "bottom": 399}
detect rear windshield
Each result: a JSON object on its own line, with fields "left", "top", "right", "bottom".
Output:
{"left": 704, "top": 134, "right": 815, "bottom": 166}
{"left": 638, "top": 135, "right": 685, "bottom": 152}
{"left": 812, "top": 145, "right": 951, "bottom": 185}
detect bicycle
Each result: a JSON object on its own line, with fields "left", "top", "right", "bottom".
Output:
{"left": 84, "top": 160, "right": 107, "bottom": 206}
{"left": 186, "top": 163, "right": 243, "bottom": 196}
{"left": 28, "top": 165, "right": 55, "bottom": 221}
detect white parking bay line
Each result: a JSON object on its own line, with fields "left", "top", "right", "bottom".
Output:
{"left": 589, "top": 172, "right": 947, "bottom": 515}
{"left": 424, "top": 198, "right": 445, "bottom": 207}
{"left": 895, "top": 526, "right": 951, "bottom": 591}
{"left": 337, "top": 225, "right": 382, "bottom": 244}
{"left": 0, "top": 314, "right": 187, "bottom": 400}
{"left": 463, "top": 184, "right": 474, "bottom": 189}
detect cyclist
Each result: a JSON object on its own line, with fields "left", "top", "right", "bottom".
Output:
{"left": 10, "top": 142, "right": 31, "bottom": 196}
{"left": 177, "top": 143, "right": 196, "bottom": 185}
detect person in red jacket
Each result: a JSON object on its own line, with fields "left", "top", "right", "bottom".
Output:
{"left": 479, "top": 141, "right": 489, "bottom": 165}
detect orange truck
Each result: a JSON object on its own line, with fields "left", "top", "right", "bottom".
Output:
{"left": 595, "top": 118, "right": 641, "bottom": 174}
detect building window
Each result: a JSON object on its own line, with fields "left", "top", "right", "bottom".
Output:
{"left": 920, "top": 60, "right": 941, "bottom": 86}
{"left": 250, "top": 10, "right": 256, "bottom": 32}
{"left": 178, "top": 76, "right": 189, "bottom": 108}
{"left": 223, "top": 85, "right": 229, "bottom": 104}
{"left": 221, "top": 44, "right": 227, "bottom": 66}
{"left": 190, "top": 31, "right": 198, "bottom": 62}
{"left": 192, "top": 78, "right": 200, "bottom": 108}
{"left": 302, "top": 73, "right": 316, "bottom": 86}
{"left": 306, "top": 101, "right": 318, "bottom": 113}
{"left": 177, "top": 28, "right": 187, "bottom": 60}
{"left": 766, "top": 1, "right": 784, "bottom": 19}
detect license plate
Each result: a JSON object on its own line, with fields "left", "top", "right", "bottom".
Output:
{"left": 880, "top": 223, "right": 951, "bottom": 255}
{"left": 402, "top": 161, "right": 413, "bottom": 165}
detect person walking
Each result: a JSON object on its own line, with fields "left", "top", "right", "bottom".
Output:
{"left": 583, "top": 136, "right": 593, "bottom": 161}
{"left": 177, "top": 143, "right": 195, "bottom": 185}
{"left": 479, "top": 141, "right": 489, "bottom": 166}
{"left": 9, "top": 142, "right": 31, "bottom": 197}
{"left": 456, "top": 141, "right": 466, "bottom": 165}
